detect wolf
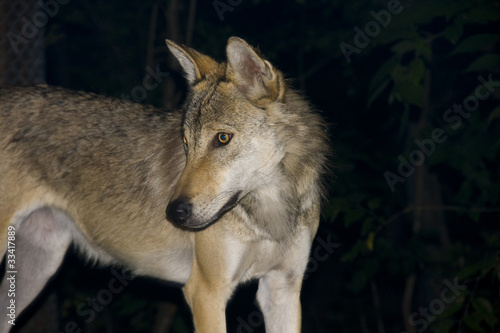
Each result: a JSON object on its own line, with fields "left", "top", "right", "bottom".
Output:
{"left": 0, "top": 37, "right": 329, "bottom": 333}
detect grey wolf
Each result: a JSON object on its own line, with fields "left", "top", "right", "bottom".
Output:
{"left": 0, "top": 37, "right": 329, "bottom": 333}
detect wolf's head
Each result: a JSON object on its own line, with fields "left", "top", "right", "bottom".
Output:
{"left": 165, "top": 37, "right": 327, "bottom": 233}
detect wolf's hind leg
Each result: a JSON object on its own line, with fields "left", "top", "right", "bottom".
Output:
{"left": 0, "top": 207, "right": 72, "bottom": 332}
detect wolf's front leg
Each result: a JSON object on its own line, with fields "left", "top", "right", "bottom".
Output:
{"left": 183, "top": 259, "right": 231, "bottom": 333}
{"left": 182, "top": 223, "right": 238, "bottom": 333}
{"left": 256, "top": 225, "right": 316, "bottom": 333}
{"left": 257, "top": 270, "right": 304, "bottom": 333}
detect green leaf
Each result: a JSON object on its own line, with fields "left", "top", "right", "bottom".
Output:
{"left": 486, "top": 316, "right": 498, "bottom": 330}
{"left": 361, "top": 218, "right": 373, "bottom": 237}
{"left": 464, "top": 313, "right": 486, "bottom": 333}
{"left": 367, "top": 197, "right": 381, "bottom": 210}
{"left": 464, "top": 53, "right": 500, "bottom": 73}
{"left": 376, "top": 29, "right": 418, "bottom": 46}
{"left": 365, "top": 231, "right": 375, "bottom": 251}
{"left": 388, "top": 91, "right": 395, "bottom": 104}
{"left": 393, "top": 80, "right": 424, "bottom": 108}
{"left": 409, "top": 58, "right": 425, "bottom": 84}
{"left": 485, "top": 231, "right": 500, "bottom": 247}
{"left": 472, "top": 297, "right": 493, "bottom": 314}
{"left": 325, "top": 197, "right": 350, "bottom": 220}
{"left": 349, "top": 269, "right": 370, "bottom": 293}
{"left": 367, "top": 78, "right": 390, "bottom": 108}
{"left": 368, "top": 55, "right": 399, "bottom": 94}
{"left": 431, "top": 319, "right": 456, "bottom": 333}
{"left": 348, "top": 260, "right": 379, "bottom": 292}
{"left": 415, "top": 38, "right": 432, "bottom": 59}
{"left": 469, "top": 297, "right": 498, "bottom": 329}
{"left": 344, "top": 208, "right": 365, "bottom": 228}
{"left": 340, "top": 240, "right": 365, "bottom": 262}
{"left": 457, "top": 256, "right": 497, "bottom": 280}
{"left": 443, "top": 20, "right": 464, "bottom": 45}
{"left": 450, "top": 34, "right": 500, "bottom": 56}
{"left": 468, "top": 210, "right": 481, "bottom": 222}
{"left": 466, "top": 4, "right": 500, "bottom": 23}
{"left": 391, "top": 40, "right": 416, "bottom": 56}
{"left": 391, "top": 63, "right": 410, "bottom": 82}
{"left": 437, "top": 294, "right": 465, "bottom": 318}
{"left": 398, "top": 103, "right": 410, "bottom": 139}
{"left": 488, "top": 105, "right": 500, "bottom": 124}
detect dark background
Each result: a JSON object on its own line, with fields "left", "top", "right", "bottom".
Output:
{"left": 2, "top": 0, "right": 500, "bottom": 332}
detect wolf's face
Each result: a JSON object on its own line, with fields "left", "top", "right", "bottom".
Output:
{"left": 166, "top": 37, "right": 287, "bottom": 229}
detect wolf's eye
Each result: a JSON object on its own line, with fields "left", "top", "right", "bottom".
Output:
{"left": 183, "top": 136, "right": 188, "bottom": 148}
{"left": 214, "top": 132, "right": 233, "bottom": 147}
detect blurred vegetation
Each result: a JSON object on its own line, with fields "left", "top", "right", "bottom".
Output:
{"left": 12, "top": 0, "right": 500, "bottom": 332}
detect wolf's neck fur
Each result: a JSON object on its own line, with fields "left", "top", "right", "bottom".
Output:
{"left": 237, "top": 89, "right": 329, "bottom": 241}
{"left": 238, "top": 172, "right": 297, "bottom": 241}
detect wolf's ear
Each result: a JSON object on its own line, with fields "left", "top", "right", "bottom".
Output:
{"left": 166, "top": 39, "right": 218, "bottom": 85}
{"left": 226, "top": 37, "right": 285, "bottom": 104}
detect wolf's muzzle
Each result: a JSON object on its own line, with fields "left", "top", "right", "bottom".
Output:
{"left": 166, "top": 199, "right": 192, "bottom": 227}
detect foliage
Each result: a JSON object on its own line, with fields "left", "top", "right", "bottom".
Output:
{"left": 328, "top": 0, "right": 500, "bottom": 332}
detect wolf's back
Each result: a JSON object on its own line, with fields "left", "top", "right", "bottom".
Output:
{"left": 0, "top": 85, "right": 185, "bottom": 198}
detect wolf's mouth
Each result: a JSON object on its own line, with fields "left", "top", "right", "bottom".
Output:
{"left": 169, "top": 191, "right": 242, "bottom": 231}
{"left": 191, "top": 191, "right": 242, "bottom": 230}
{"left": 219, "top": 191, "right": 241, "bottom": 215}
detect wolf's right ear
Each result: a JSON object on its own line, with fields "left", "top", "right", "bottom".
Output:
{"left": 166, "top": 40, "right": 218, "bottom": 85}
{"left": 226, "top": 37, "right": 285, "bottom": 105}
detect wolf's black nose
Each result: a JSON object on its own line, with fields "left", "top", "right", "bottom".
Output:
{"left": 166, "top": 200, "right": 192, "bottom": 225}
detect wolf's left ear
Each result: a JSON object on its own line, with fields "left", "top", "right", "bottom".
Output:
{"left": 226, "top": 37, "right": 285, "bottom": 104}
{"left": 166, "top": 39, "right": 218, "bottom": 85}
